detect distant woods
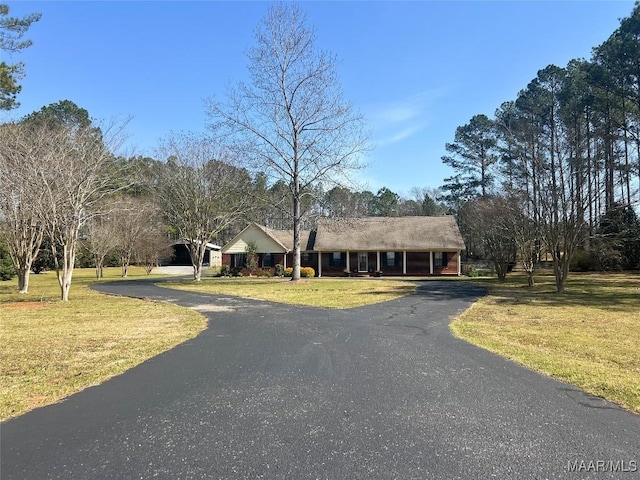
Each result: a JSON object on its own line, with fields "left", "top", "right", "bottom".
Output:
{"left": 441, "top": 4, "right": 640, "bottom": 291}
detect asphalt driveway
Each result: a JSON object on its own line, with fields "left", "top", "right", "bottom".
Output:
{"left": 1, "top": 279, "right": 638, "bottom": 479}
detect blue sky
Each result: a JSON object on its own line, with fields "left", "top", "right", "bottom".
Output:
{"left": 2, "top": 1, "right": 636, "bottom": 197}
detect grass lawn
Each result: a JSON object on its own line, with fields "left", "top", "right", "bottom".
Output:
{"left": 451, "top": 272, "right": 640, "bottom": 414}
{"left": 0, "top": 267, "right": 207, "bottom": 421}
{"left": 163, "top": 276, "right": 417, "bottom": 309}
{"left": 3, "top": 268, "right": 637, "bottom": 422}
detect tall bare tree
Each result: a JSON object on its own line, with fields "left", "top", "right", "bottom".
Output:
{"left": 111, "top": 196, "right": 162, "bottom": 278}
{"left": 208, "top": 2, "right": 369, "bottom": 281}
{"left": 155, "top": 133, "right": 252, "bottom": 282}
{"left": 10, "top": 100, "right": 132, "bottom": 300}
{"left": 0, "top": 121, "right": 48, "bottom": 292}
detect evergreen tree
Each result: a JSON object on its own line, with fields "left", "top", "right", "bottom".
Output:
{"left": 0, "top": 4, "right": 41, "bottom": 109}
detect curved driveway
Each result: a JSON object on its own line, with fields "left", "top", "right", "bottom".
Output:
{"left": 2, "top": 279, "right": 639, "bottom": 479}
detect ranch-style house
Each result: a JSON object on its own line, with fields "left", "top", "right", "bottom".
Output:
{"left": 221, "top": 216, "right": 465, "bottom": 276}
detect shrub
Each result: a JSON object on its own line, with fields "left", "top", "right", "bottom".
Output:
{"left": 220, "top": 265, "right": 231, "bottom": 277}
{"left": 570, "top": 249, "right": 599, "bottom": 272}
{"left": 275, "top": 264, "right": 284, "bottom": 277}
{"left": 462, "top": 263, "right": 476, "bottom": 277}
{"left": 0, "top": 238, "right": 15, "bottom": 281}
{"left": 0, "top": 254, "right": 15, "bottom": 281}
{"left": 300, "top": 266, "right": 315, "bottom": 278}
{"left": 282, "top": 267, "right": 315, "bottom": 277}
{"left": 208, "top": 265, "right": 222, "bottom": 276}
{"left": 244, "top": 242, "right": 258, "bottom": 275}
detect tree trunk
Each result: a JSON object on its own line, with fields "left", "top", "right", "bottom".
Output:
{"left": 193, "top": 262, "right": 202, "bottom": 282}
{"left": 527, "top": 270, "right": 535, "bottom": 288}
{"left": 56, "top": 244, "right": 76, "bottom": 302}
{"left": 17, "top": 267, "right": 31, "bottom": 294}
{"left": 291, "top": 161, "right": 301, "bottom": 282}
{"left": 189, "top": 242, "right": 206, "bottom": 282}
{"left": 95, "top": 256, "right": 104, "bottom": 279}
{"left": 7, "top": 227, "right": 43, "bottom": 294}
{"left": 552, "top": 248, "right": 569, "bottom": 294}
{"left": 553, "top": 258, "right": 564, "bottom": 294}
{"left": 120, "top": 251, "right": 132, "bottom": 278}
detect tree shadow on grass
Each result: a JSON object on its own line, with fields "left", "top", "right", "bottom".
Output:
{"left": 487, "top": 273, "right": 639, "bottom": 313}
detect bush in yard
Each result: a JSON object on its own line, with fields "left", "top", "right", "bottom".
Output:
{"left": 300, "top": 267, "right": 315, "bottom": 278}
{"left": 0, "top": 238, "right": 15, "bottom": 281}
{"left": 208, "top": 265, "right": 222, "bottom": 276}
{"left": 283, "top": 267, "right": 315, "bottom": 277}
{"left": 275, "top": 263, "right": 284, "bottom": 277}
{"left": 244, "top": 242, "right": 258, "bottom": 275}
{"left": 220, "top": 265, "right": 231, "bottom": 277}
{"left": 462, "top": 263, "right": 477, "bottom": 277}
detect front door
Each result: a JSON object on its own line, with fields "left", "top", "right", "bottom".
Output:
{"left": 358, "top": 252, "right": 368, "bottom": 272}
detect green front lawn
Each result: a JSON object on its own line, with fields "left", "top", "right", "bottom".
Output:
{"left": 0, "top": 268, "right": 206, "bottom": 421}
{"left": 451, "top": 273, "right": 640, "bottom": 413}
{"left": 163, "top": 276, "right": 417, "bottom": 308}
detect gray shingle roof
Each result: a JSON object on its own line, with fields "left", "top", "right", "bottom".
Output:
{"left": 313, "top": 216, "right": 465, "bottom": 251}
{"left": 255, "top": 225, "right": 314, "bottom": 251}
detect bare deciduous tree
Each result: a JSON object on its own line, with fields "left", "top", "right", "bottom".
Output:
{"left": 134, "top": 233, "right": 173, "bottom": 275}
{"left": 155, "top": 133, "right": 252, "bottom": 282}
{"left": 208, "top": 2, "right": 369, "bottom": 281}
{"left": 111, "top": 196, "right": 161, "bottom": 278}
{"left": 35, "top": 120, "right": 128, "bottom": 301}
{"left": 459, "top": 197, "right": 516, "bottom": 282}
{"left": 0, "top": 121, "right": 48, "bottom": 292}
{"left": 84, "top": 211, "right": 118, "bottom": 279}
{"left": 506, "top": 196, "right": 541, "bottom": 288}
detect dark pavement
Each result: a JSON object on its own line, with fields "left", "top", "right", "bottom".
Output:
{"left": 1, "top": 279, "right": 638, "bottom": 479}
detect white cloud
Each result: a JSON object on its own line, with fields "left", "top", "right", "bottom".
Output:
{"left": 365, "top": 88, "right": 448, "bottom": 148}
{"left": 375, "top": 124, "right": 425, "bottom": 148}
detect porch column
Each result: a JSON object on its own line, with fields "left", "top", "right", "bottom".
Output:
{"left": 346, "top": 250, "right": 350, "bottom": 271}
{"left": 283, "top": 252, "right": 287, "bottom": 270}
{"left": 430, "top": 251, "right": 434, "bottom": 275}
{"left": 376, "top": 251, "right": 380, "bottom": 272}
{"left": 458, "top": 250, "right": 461, "bottom": 276}
{"left": 318, "top": 252, "right": 322, "bottom": 277}
{"left": 402, "top": 251, "right": 407, "bottom": 275}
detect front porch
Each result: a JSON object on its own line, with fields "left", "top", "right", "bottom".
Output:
{"left": 315, "top": 250, "right": 461, "bottom": 277}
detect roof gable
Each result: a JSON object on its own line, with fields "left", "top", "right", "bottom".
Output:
{"left": 221, "top": 224, "right": 289, "bottom": 254}
{"left": 221, "top": 223, "right": 314, "bottom": 253}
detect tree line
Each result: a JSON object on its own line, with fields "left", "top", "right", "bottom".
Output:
{"left": 0, "top": 98, "right": 447, "bottom": 300}
{"left": 441, "top": 3, "right": 640, "bottom": 291}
